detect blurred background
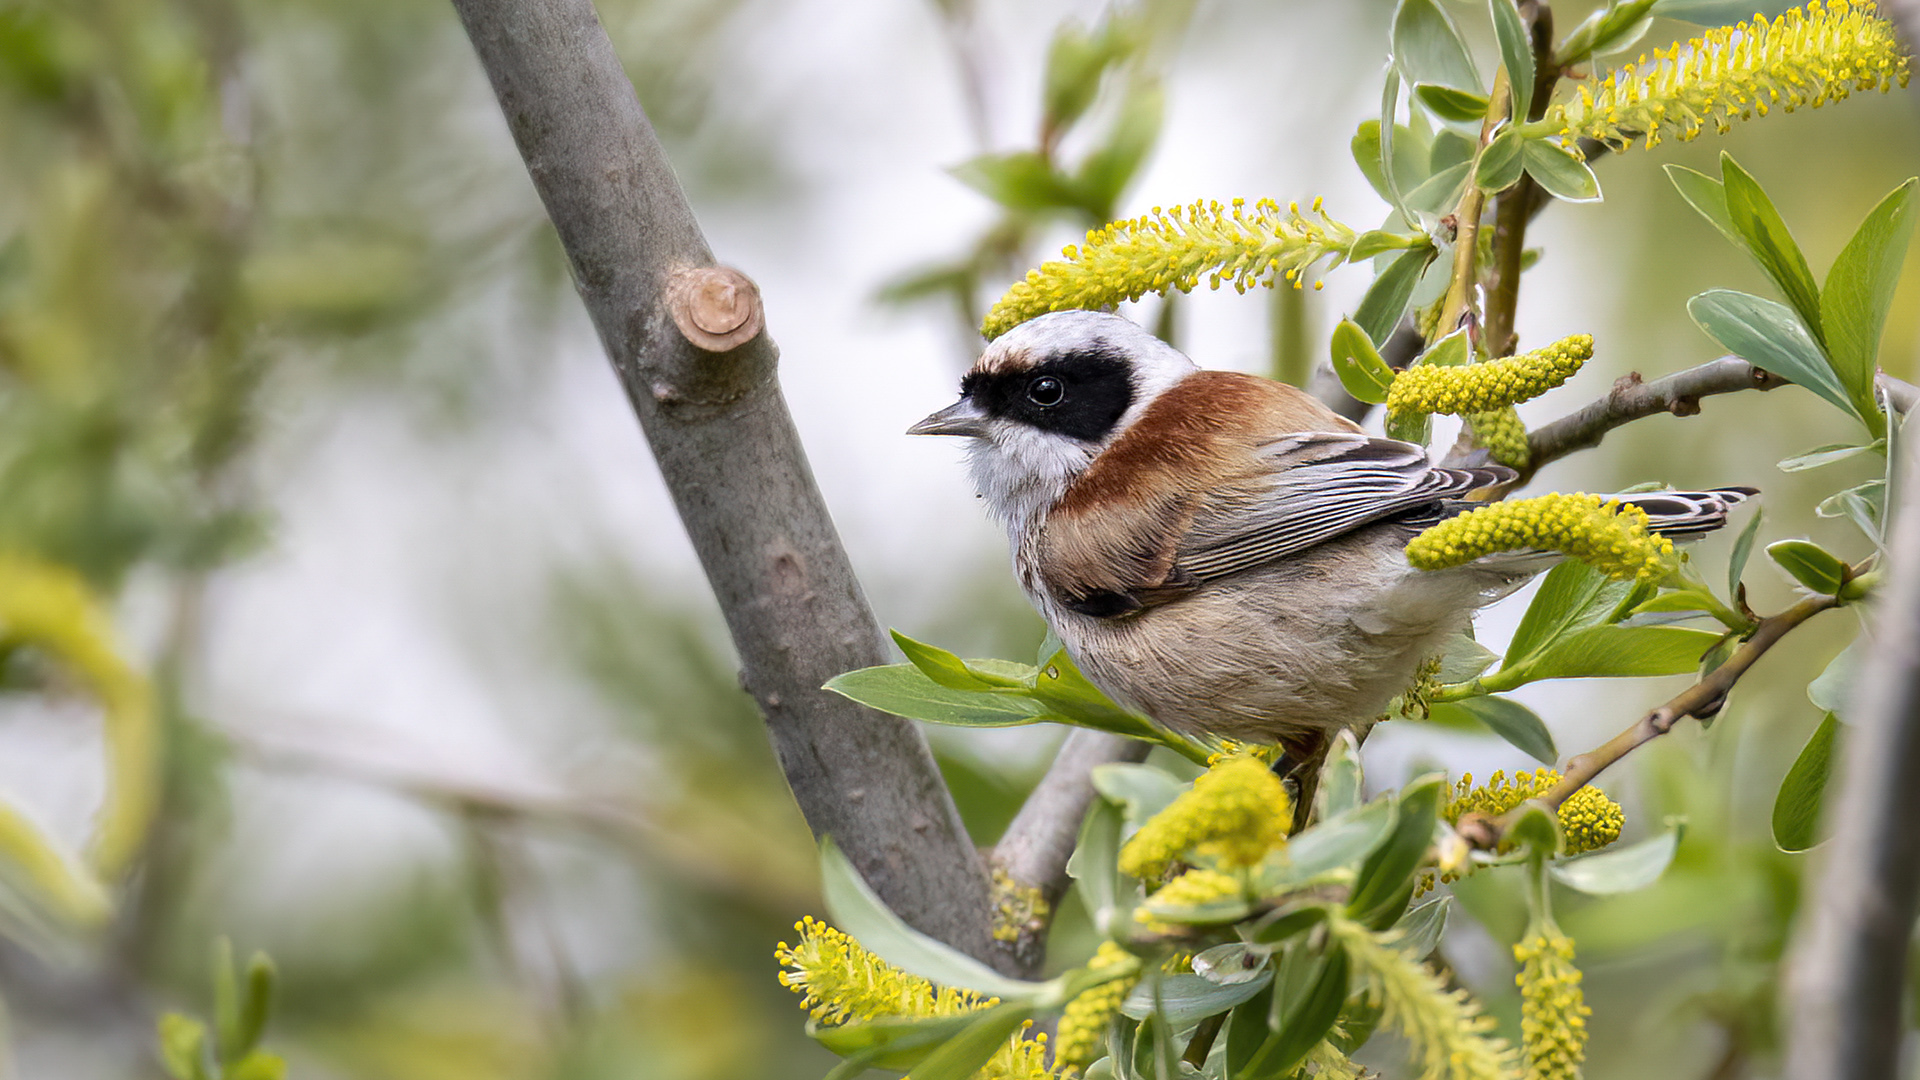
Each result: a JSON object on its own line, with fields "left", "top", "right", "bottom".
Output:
{"left": 0, "top": 0, "right": 1915, "bottom": 1076}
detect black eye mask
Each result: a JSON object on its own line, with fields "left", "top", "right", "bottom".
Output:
{"left": 960, "top": 345, "right": 1134, "bottom": 442}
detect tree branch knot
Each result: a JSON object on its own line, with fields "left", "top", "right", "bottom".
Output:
{"left": 667, "top": 265, "right": 765, "bottom": 353}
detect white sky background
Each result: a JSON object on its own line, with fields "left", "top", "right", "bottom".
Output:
{"left": 0, "top": 0, "right": 1741, "bottom": 979}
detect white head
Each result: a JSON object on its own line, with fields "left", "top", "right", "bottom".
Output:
{"left": 908, "top": 311, "right": 1199, "bottom": 535}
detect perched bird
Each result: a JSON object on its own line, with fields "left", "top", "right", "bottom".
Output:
{"left": 910, "top": 310, "right": 1751, "bottom": 746}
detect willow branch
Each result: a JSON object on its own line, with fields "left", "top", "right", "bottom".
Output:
{"left": 1459, "top": 590, "right": 1842, "bottom": 848}
{"left": 450, "top": 0, "right": 1007, "bottom": 969}
{"left": 1481, "top": 1, "right": 1557, "bottom": 360}
{"left": 1437, "top": 70, "right": 1513, "bottom": 336}
{"left": 1784, "top": 430, "right": 1920, "bottom": 1080}
{"left": 1517, "top": 357, "right": 1782, "bottom": 479}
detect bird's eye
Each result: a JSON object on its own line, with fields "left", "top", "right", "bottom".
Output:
{"left": 1027, "top": 376, "right": 1065, "bottom": 407}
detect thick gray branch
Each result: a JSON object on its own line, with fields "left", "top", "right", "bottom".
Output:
{"left": 1784, "top": 431, "right": 1920, "bottom": 1080}
{"left": 450, "top": 0, "right": 1006, "bottom": 968}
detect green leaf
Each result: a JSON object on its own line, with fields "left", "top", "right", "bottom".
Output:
{"left": 1033, "top": 650, "right": 1191, "bottom": 749}
{"left": 1421, "top": 326, "right": 1471, "bottom": 367}
{"left": 1556, "top": 0, "right": 1657, "bottom": 63}
{"left": 1194, "top": 943, "right": 1273, "bottom": 986}
{"left": 1246, "top": 902, "right": 1333, "bottom": 947}
{"left": 1728, "top": 503, "right": 1764, "bottom": 595}
{"left": 826, "top": 665, "right": 1047, "bottom": 727}
{"left": 1316, "top": 730, "right": 1365, "bottom": 819}
{"left": 1355, "top": 246, "right": 1437, "bottom": 346}
{"left": 1506, "top": 560, "right": 1632, "bottom": 670}
{"left": 1224, "top": 982, "right": 1277, "bottom": 1079}
{"left": 1475, "top": 127, "right": 1526, "bottom": 192}
{"left": 1330, "top": 318, "right": 1395, "bottom": 404}
{"left": 1550, "top": 826, "right": 1682, "bottom": 894}
{"left": 1437, "top": 633, "right": 1500, "bottom": 682}
{"left": 1818, "top": 481, "right": 1885, "bottom": 544}
{"left": 1490, "top": 0, "right": 1535, "bottom": 118}
{"left": 1090, "top": 763, "right": 1186, "bottom": 828}
{"left": 1386, "top": 405, "right": 1432, "bottom": 447}
{"left": 1665, "top": 164, "right": 1738, "bottom": 246}
{"left": 1121, "top": 972, "right": 1272, "bottom": 1025}
{"left": 1443, "top": 695, "right": 1557, "bottom": 764}
{"left": 1377, "top": 72, "right": 1414, "bottom": 227}
{"left": 1393, "top": 895, "right": 1451, "bottom": 959}
{"left": 224, "top": 1051, "right": 287, "bottom": 1080}
{"left": 812, "top": 1012, "right": 983, "bottom": 1071}
{"left": 1689, "top": 290, "right": 1857, "bottom": 419}
{"left": 1431, "top": 128, "right": 1476, "bottom": 173}
{"left": 1821, "top": 178, "right": 1917, "bottom": 422}
{"left": 1774, "top": 713, "right": 1840, "bottom": 852}
{"left": 1042, "top": 19, "right": 1132, "bottom": 134}
{"left": 1404, "top": 160, "right": 1473, "bottom": 215}
{"left": 1767, "top": 539, "right": 1848, "bottom": 595}
{"left": 819, "top": 838, "right": 1050, "bottom": 1001}
{"left": 238, "top": 952, "right": 276, "bottom": 1058}
{"left": 1414, "top": 82, "right": 1491, "bottom": 122}
{"left": 1500, "top": 625, "right": 1723, "bottom": 685}
{"left": 1810, "top": 637, "right": 1867, "bottom": 715}
{"left": 949, "top": 152, "right": 1082, "bottom": 214}
{"left": 1721, "top": 154, "right": 1825, "bottom": 346}
{"left": 1630, "top": 589, "right": 1720, "bottom": 615}
{"left": 1068, "top": 794, "right": 1126, "bottom": 932}
{"left": 906, "top": 1003, "right": 1034, "bottom": 1080}
{"left": 1266, "top": 797, "right": 1398, "bottom": 888}
{"left": 1393, "top": 0, "right": 1482, "bottom": 92}
{"left": 1778, "top": 441, "right": 1883, "bottom": 472}
{"left": 891, "top": 630, "right": 1027, "bottom": 690}
{"left": 1349, "top": 776, "right": 1445, "bottom": 928}
{"left": 1522, "top": 139, "right": 1601, "bottom": 202}
{"left": 1234, "top": 946, "right": 1351, "bottom": 1079}
{"left": 1349, "top": 230, "right": 1423, "bottom": 262}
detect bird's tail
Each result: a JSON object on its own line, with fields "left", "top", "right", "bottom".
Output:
{"left": 1606, "top": 486, "right": 1758, "bottom": 541}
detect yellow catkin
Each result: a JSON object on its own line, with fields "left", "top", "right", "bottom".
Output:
{"left": 1328, "top": 916, "right": 1517, "bottom": 1080}
{"left": 1386, "top": 335, "right": 1591, "bottom": 418}
{"left": 1404, "top": 492, "right": 1677, "bottom": 583}
{"left": 1468, "top": 407, "right": 1530, "bottom": 470}
{"left": 1513, "top": 930, "right": 1590, "bottom": 1080}
{"left": 1134, "top": 868, "right": 1245, "bottom": 934}
{"left": 1053, "top": 942, "right": 1140, "bottom": 1071}
{"left": 775, "top": 917, "right": 1058, "bottom": 1079}
{"left": 1118, "top": 755, "right": 1291, "bottom": 880}
{"left": 1447, "top": 770, "right": 1625, "bottom": 856}
{"left": 981, "top": 198, "right": 1359, "bottom": 338}
{"left": 1555, "top": 0, "right": 1910, "bottom": 151}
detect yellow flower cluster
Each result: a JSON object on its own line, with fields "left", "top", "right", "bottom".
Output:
{"left": 1118, "top": 755, "right": 1291, "bottom": 880}
{"left": 1446, "top": 770, "right": 1625, "bottom": 856}
{"left": 981, "top": 198, "right": 1358, "bottom": 339}
{"left": 1468, "top": 407, "right": 1530, "bottom": 470}
{"left": 1386, "top": 335, "right": 1592, "bottom": 419}
{"left": 1054, "top": 941, "right": 1141, "bottom": 1070}
{"left": 1555, "top": 0, "right": 1910, "bottom": 151}
{"left": 990, "top": 867, "right": 1050, "bottom": 944}
{"left": 1513, "top": 930, "right": 1590, "bottom": 1080}
{"left": 1134, "top": 868, "right": 1245, "bottom": 934}
{"left": 1405, "top": 492, "right": 1677, "bottom": 583}
{"left": 775, "top": 917, "right": 1057, "bottom": 1079}
{"left": 1328, "top": 915, "right": 1516, "bottom": 1080}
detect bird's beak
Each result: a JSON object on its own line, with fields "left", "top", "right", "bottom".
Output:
{"left": 908, "top": 397, "right": 990, "bottom": 437}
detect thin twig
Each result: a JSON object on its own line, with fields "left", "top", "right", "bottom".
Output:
{"left": 1458, "top": 590, "right": 1841, "bottom": 849}
{"left": 1784, "top": 430, "right": 1920, "bottom": 1080}
{"left": 1437, "top": 70, "right": 1513, "bottom": 336}
{"left": 1516, "top": 357, "right": 1782, "bottom": 480}
{"left": 450, "top": 0, "right": 1006, "bottom": 968}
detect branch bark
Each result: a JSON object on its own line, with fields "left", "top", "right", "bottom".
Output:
{"left": 1784, "top": 431, "right": 1920, "bottom": 1080}
{"left": 1519, "top": 356, "right": 1781, "bottom": 480}
{"left": 450, "top": 0, "right": 1007, "bottom": 968}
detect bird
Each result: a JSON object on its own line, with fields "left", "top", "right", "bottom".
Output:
{"left": 909, "top": 310, "right": 1753, "bottom": 748}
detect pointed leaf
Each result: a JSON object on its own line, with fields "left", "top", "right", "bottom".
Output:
{"left": 1822, "top": 178, "right": 1917, "bottom": 420}
{"left": 1316, "top": 730, "right": 1364, "bottom": 819}
{"left": 1810, "top": 637, "right": 1867, "bottom": 716}
{"left": 1393, "top": 0, "right": 1482, "bottom": 91}
{"left": 1120, "top": 972, "right": 1273, "bottom": 1025}
{"left": 1721, "top": 154, "right": 1825, "bottom": 345}
{"left": 1550, "top": 826, "right": 1682, "bottom": 893}
{"left": 1266, "top": 796, "right": 1399, "bottom": 888}
{"left": 1665, "top": 164, "right": 1737, "bottom": 246}
{"left": 906, "top": 1003, "right": 1035, "bottom": 1080}
{"left": 1414, "top": 83, "right": 1491, "bottom": 122}
{"left": 1475, "top": 127, "right": 1526, "bottom": 192}
{"left": 1404, "top": 160, "right": 1473, "bottom": 215}
{"left": 1393, "top": 896, "right": 1451, "bottom": 959}
{"left": 1355, "top": 247, "right": 1437, "bottom": 346}
{"left": 1773, "top": 713, "right": 1840, "bottom": 852}
{"left": 1522, "top": 139, "right": 1601, "bottom": 202}
{"left": 1068, "top": 794, "right": 1125, "bottom": 932}
{"left": 820, "top": 838, "right": 1051, "bottom": 1001}
{"left": 1236, "top": 946, "right": 1350, "bottom": 1079}
{"left": 1501, "top": 625, "right": 1722, "bottom": 684}
{"left": 1778, "top": 441, "right": 1883, "bottom": 472}
{"left": 1767, "top": 539, "right": 1847, "bottom": 595}
{"left": 826, "top": 665, "right": 1047, "bottom": 727}
{"left": 1193, "top": 943, "right": 1273, "bottom": 986}
{"left": 1090, "top": 763, "right": 1186, "bottom": 828}
{"left": 1689, "top": 289, "right": 1857, "bottom": 419}
{"left": 1330, "top": 318, "right": 1395, "bottom": 404}
{"left": 1491, "top": 0, "right": 1535, "bottom": 118}
{"left": 1349, "top": 776, "right": 1445, "bottom": 928}
{"left": 1728, "top": 503, "right": 1764, "bottom": 595}
{"left": 1506, "top": 559, "right": 1633, "bottom": 669}
{"left": 1441, "top": 695, "right": 1557, "bottom": 763}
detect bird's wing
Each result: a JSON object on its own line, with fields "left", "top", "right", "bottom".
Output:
{"left": 1173, "top": 433, "right": 1508, "bottom": 581}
